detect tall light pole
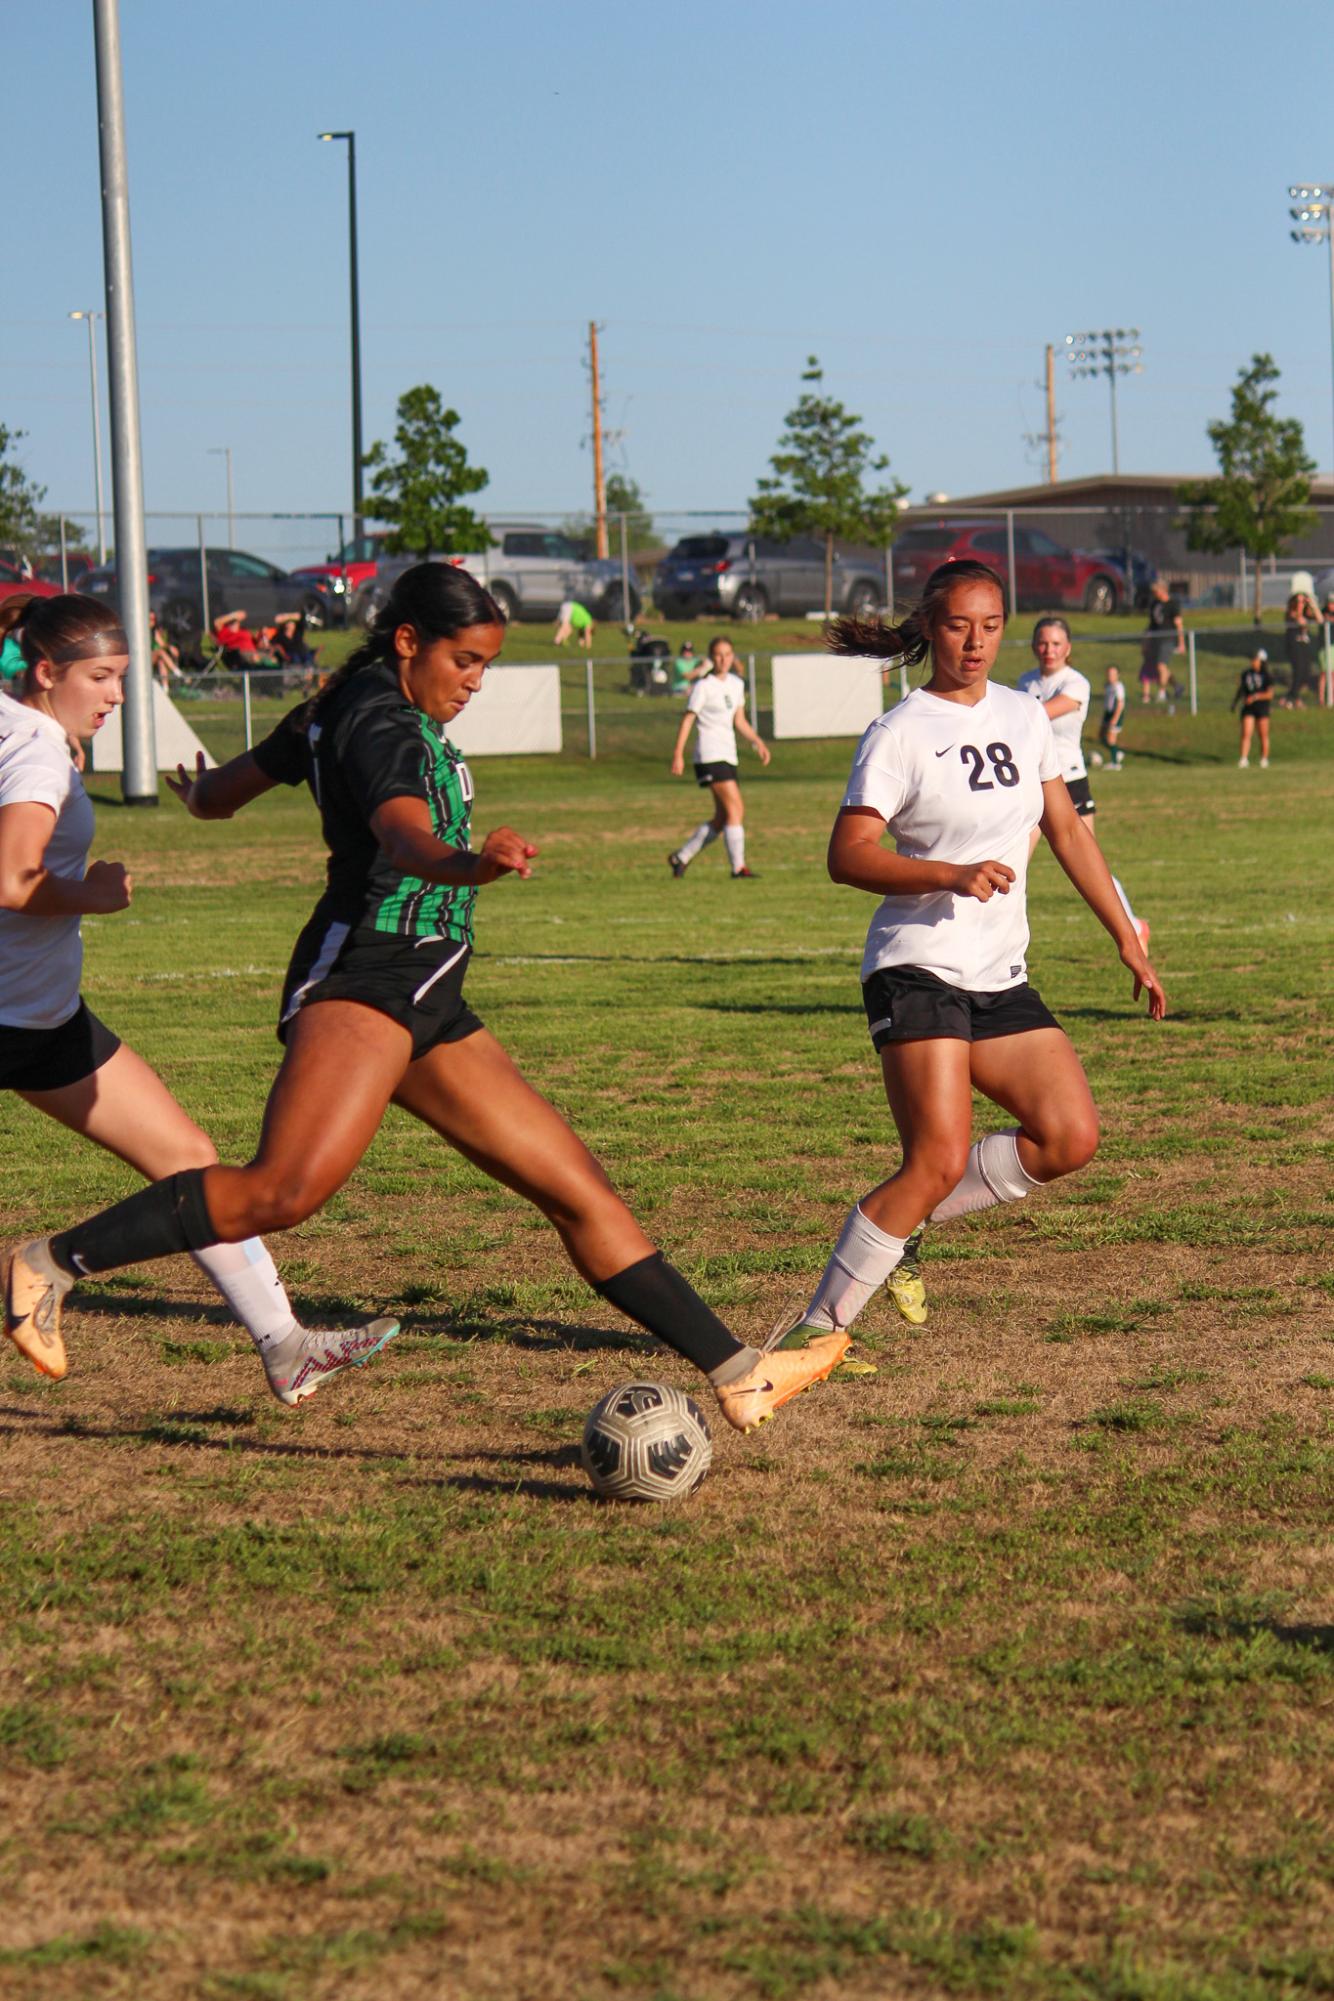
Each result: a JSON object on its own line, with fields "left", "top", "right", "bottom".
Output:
{"left": 68, "top": 310, "right": 107, "bottom": 562}
{"left": 317, "top": 130, "right": 363, "bottom": 546}
{"left": 1065, "top": 328, "right": 1144, "bottom": 474}
{"left": 1288, "top": 184, "right": 1334, "bottom": 475}
{"left": 208, "top": 446, "right": 234, "bottom": 547}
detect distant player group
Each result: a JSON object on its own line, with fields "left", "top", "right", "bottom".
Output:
{"left": 2, "top": 557, "right": 1166, "bottom": 1443}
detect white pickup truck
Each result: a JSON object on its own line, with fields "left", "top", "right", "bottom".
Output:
{"left": 362, "top": 525, "right": 641, "bottom": 627}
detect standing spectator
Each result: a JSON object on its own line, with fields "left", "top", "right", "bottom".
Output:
{"left": 149, "top": 610, "right": 182, "bottom": 690}
{"left": 1282, "top": 590, "right": 1318, "bottom": 709}
{"left": 1232, "top": 645, "right": 1274, "bottom": 768}
{"left": 554, "top": 599, "right": 595, "bottom": 650}
{"left": 1142, "top": 578, "right": 1185, "bottom": 703}
{"left": 1098, "top": 664, "right": 1126, "bottom": 769}
{"left": 1320, "top": 591, "right": 1334, "bottom": 706}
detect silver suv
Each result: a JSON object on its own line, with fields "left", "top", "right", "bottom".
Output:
{"left": 653, "top": 532, "right": 884, "bottom": 622}
{"left": 362, "top": 526, "right": 641, "bottom": 626}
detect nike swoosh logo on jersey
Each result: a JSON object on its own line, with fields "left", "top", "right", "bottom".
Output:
{"left": 934, "top": 747, "right": 952, "bottom": 757}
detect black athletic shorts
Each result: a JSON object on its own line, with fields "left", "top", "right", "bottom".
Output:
{"left": 1067, "top": 775, "right": 1095, "bottom": 817}
{"left": 694, "top": 760, "right": 739, "bottom": 787}
{"left": 0, "top": 1000, "right": 121, "bottom": 1092}
{"left": 1246, "top": 700, "right": 1272, "bottom": 722}
{"left": 278, "top": 919, "right": 483, "bottom": 1060}
{"left": 862, "top": 963, "right": 1060, "bottom": 1050}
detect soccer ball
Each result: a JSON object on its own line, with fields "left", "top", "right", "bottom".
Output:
{"left": 1090, "top": 750, "right": 1104, "bottom": 767}
{"left": 581, "top": 1381, "right": 713, "bottom": 1502}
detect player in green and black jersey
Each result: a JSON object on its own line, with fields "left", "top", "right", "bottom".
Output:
{"left": 7, "top": 564, "right": 847, "bottom": 1435}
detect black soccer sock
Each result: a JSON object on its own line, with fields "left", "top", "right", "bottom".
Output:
{"left": 50, "top": 1168, "right": 220, "bottom": 1279}
{"left": 594, "top": 1252, "right": 757, "bottom": 1383}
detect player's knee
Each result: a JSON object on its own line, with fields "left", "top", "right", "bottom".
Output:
{"left": 1046, "top": 1111, "right": 1099, "bottom": 1179}
{"left": 906, "top": 1143, "right": 970, "bottom": 1207}
{"left": 240, "top": 1166, "right": 325, "bottom": 1234}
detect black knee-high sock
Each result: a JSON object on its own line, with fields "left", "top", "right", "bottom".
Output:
{"left": 593, "top": 1252, "right": 756, "bottom": 1382}
{"left": 49, "top": 1168, "right": 219, "bottom": 1278}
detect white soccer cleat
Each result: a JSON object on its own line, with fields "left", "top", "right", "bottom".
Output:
{"left": 262, "top": 1318, "right": 401, "bottom": 1407}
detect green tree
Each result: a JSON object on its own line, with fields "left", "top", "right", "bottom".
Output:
{"left": 1178, "top": 354, "right": 1316, "bottom": 624}
{"left": 363, "top": 385, "right": 492, "bottom": 558}
{"left": 561, "top": 473, "right": 660, "bottom": 558}
{"left": 0, "top": 424, "right": 47, "bottom": 553}
{"left": 750, "top": 358, "right": 907, "bottom": 614}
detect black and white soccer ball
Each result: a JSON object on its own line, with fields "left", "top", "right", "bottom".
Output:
{"left": 580, "top": 1381, "right": 713, "bottom": 1502}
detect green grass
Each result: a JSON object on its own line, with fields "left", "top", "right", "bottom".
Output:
{"left": 0, "top": 649, "right": 1330, "bottom": 1998}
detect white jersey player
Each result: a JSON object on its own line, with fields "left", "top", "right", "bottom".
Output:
{"left": 764, "top": 563, "right": 1164, "bottom": 1361}
{"left": 667, "top": 636, "right": 770, "bottom": 879}
{"left": 1020, "top": 617, "right": 1149, "bottom": 949}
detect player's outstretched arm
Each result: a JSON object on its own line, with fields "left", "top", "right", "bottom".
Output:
{"left": 167, "top": 750, "right": 279, "bottom": 821}
{"left": 370, "top": 796, "right": 536, "bottom": 885}
{"left": 1039, "top": 779, "right": 1166, "bottom": 1018}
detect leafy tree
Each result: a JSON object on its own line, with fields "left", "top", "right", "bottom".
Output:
{"left": 363, "top": 386, "right": 492, "bottom": 558}
{"left": 750, "top": 358, "right": 907, "bottom": 614}
{"left": 1178, "top": 354, "right": 1316, "bottom": 624}
{"left": 561, "top": 473, "right": 660, "bottom": 558}
{"left": 0, "top": 424, "right": 47, "bottom": 553}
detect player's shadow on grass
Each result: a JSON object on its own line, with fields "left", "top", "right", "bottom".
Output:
{"left": 415, "top": 1443, "right": 590, "bottom": 1504}
{"left": 405, "top": 1312, "right": 654, "bottom": 1357}
{"left": 1175, "top": 1601, "right": 1334, "bottom": 1654}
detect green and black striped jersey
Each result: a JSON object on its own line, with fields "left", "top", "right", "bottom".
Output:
{"left": 253, "top": 662, "right": 477, "bottom": 944}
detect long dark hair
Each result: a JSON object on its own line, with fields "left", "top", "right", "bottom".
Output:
{"left": 300, "top": 561, "right": 504, "bottom": 724}
{"left": 0, "top": 591, "right": 128, "bottom": 694}
{"left": 826, "top": 560, "right": 1006, "bottom": 667}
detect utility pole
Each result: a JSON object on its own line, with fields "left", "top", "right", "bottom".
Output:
{"left": 68, "top": 311, "right": 107, "bottom": 560}
{"left": 589, "top": 320, "right": 608, "bottom": 560}
{"left": 93, "top": 0, "right": 156, "bottom": 805}
{"left": 1045, "top": 344, "right": 1058, "bottom": 483}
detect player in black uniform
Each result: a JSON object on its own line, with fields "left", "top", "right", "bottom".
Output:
{"left": 1232, "top": 645, "right": 1273, "bottom": 768}
{"left": 5, "top": 564, "right": 845, "bottom": 1433}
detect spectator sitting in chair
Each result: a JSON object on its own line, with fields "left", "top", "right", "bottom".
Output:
{"left": 672, "top": 640, "right": 705, "bottom": 693}
{"left": 270, "top": 611, "right": 318, "bottom": 671}
{"left": 211, "top": 610, "right": 276, "bottom": 671}
{"left": 149, "top": 610, "right": 182, "bottom": 689}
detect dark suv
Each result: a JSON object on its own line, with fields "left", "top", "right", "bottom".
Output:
{"left": 82, "top": 547, "right": 326, "bottom": 645}
{"left": 892, "top": 522, "right": 1124, "bottom": 614}
{"left": 653, "top": 532, "right": 884, "bottom": 622}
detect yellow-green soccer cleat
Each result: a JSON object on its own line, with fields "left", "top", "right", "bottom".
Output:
{"left": 885, "top": 1229, "right": 927, "bottom": 1327}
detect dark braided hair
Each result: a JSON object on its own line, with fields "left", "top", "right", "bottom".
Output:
{"left": 826, "top": 560, "right": 1006, "bottom": 667}
{"left": 297, "top": 561, "right": 504, "bottom": 727}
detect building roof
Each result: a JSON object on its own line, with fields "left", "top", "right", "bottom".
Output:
{"left": 936, "top": 473, "right": 1334, "bottom": 507}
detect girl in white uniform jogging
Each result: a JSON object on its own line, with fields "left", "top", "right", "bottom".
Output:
{"left": 767, "top": 562, "right": 1165, "bottom": 1359}
{"left": 1018, "top": 617, "right": 1149, "bottom": 950}
{"left": 0, "top": 592, "right": 396, "bottom": 1402}
{"left": 668, "top": 637, "right": 770, "bottom": 879}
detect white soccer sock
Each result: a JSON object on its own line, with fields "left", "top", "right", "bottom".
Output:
{"left": 803, "top": 1204, "right": 907, "bottom": 1333}
{"left": 192, "top": 1239, "right": 297, "bottom": 1352}
{"left": 930, "top": 1129, "right": 1041, "bottom": 1224}
{"left": 1110, "top": 874, "right": 1139, "bottom": 928}
{"left": 678, "top": 821, "right": 720, "bottom": 865}
{"left": 723, "top": 825, "right": 746, "bottom": 872}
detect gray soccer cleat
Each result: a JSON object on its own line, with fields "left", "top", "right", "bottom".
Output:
{"left": 262, "top": 1317, "right": 401, "bottom": 1407}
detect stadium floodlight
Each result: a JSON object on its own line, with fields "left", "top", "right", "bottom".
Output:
{"left": 317, "top": 130, "right": 364, "bottom": 543}
{"left": 1286, "top": 180, "right": 1334, "bottom": 475}
{"left": 1063, "top": 328, "right": 1144, "bottom": 475}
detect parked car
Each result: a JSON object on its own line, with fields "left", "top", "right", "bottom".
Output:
{"left": 287, "top": 531, "right": 391, "bottom": 626}
{"left": 653, "top": 532, "right": 884, "bottom": 622}
{"left": 0, "top": 558, "right": 60, "bottom": 608}
{"left": 362, "top": 527, "right": 641, "bottom": 628}
{"left": 1093, "top": 546, "right": 1158, "bottom": 611}
{"left": 81, "top": 547, "right": 327, "bottom": 647}
{"left": 891, "top": 522, "right": 1124, "bottom": 614}
{"left": 33, "top": 552, "right": 96, "bottom": 589}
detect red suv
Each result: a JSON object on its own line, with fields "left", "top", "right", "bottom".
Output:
{"left": 892, "top": 522, "right": 1124, "bottom": 614}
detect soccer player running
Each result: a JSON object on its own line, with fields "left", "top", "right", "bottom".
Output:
{"left": 667, "top": 637, "right": 769, "bottom": 879}
{"left": 767, "top": 562, "right": 1165, "bottom": 1359}
{"left": 6, "top": 565, "right": 843, "bottom": 1434}
{"left": 0, "top": 592, "right": 396, "bottom": 1401}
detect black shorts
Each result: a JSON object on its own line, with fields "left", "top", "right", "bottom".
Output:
{"left": 694, "top": 760, "right": 738, "bottom": 787}
{"left": 862, "top": 964, "right": 1060, "bottom": 1050}
{"left": 1067, "top": 775, "right": 1095, "bottom": 817}
{"left": 1145, "top": 638, "right": 1175, "bottom": 669}
{"left": 1246, "top": 700, "right": 1272, "bottom": 722}
{"left": 0, "top": 1000, "right": 121, "bottom": 1092}
{"left": 279, "top": 919, "right": 483, "bottom": 1060}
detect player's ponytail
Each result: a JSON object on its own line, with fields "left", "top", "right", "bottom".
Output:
{"left": 826, "top": 559, "right": 1006, "bottom": 668}
{"left": 295, "top": 561, "right": 504, "bottom": 729}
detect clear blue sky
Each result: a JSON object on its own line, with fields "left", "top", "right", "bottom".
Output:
{"left": 5, "top": 0, "right": 1331, "bottom": 561}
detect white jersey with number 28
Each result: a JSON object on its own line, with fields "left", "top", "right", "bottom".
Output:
{"left": 841, "top": 683, "right": 1061, "bottom": 992}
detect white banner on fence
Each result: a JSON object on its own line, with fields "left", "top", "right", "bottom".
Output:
{"left": 447, "top": 664, "right": 562, "bottom": 756}
{"left": 89, "top": 682, "right": 216, "bottom": 773}
{"left": 770, "top": 653, "right": 884, "bottom": 740}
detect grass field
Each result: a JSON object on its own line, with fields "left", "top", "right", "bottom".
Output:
{"left": 1, "top": 620, "right": 1331, "bottom": 2000}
